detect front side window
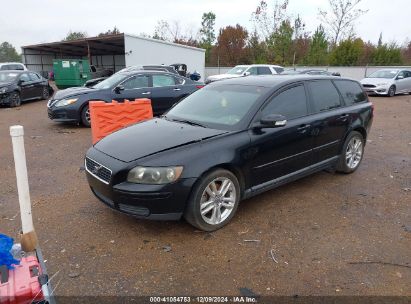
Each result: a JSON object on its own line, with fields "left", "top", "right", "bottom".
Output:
{"left": 334, "top": 80, "right": 366, "bottom": 106}
{"left": 262, "top": 85, "right": 308, "bottom": 120}
{"left": 152, "top": 75, "right": 175, "bottom": 87}
{"left": 247, "top": 67, "right": 258, "bottom": 75}
{"left": 29, "top": 73, "right": 41, "bottom": 81}
{"left": 19, "top": 73, "right": 30, "bottom": 82}
{"left": 123, "top": 75, "right": 150, "bottom": 89}
{"left": 308, "top": 80, "right": 341, "bottom": 112}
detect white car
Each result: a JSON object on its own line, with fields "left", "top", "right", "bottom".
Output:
{"left": 205, "top": 64, "right": 284, "bottom": 84}
{"left": 360, "top": 69, "right": 411, "bottom": 97}
{"left": 0, "top": 62, "right": 28, "bottom": 71}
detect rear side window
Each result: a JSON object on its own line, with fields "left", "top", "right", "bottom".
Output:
{"left": 152, "top": 75, "right": 176, "bottom": 87}
{"left": 308, "top": 80, "right": 341, "bottom": 112}
{"left": 257, "top": 66, "right": 272, "bottom": 75}
{"left": 273, "top": 67, "right": 284, "bottom": 74}
{"left": 262, "top": 84, "right": 308, "bottom": 120}
{"left": 334, "top": 80, "right": 366, "bottom": 105}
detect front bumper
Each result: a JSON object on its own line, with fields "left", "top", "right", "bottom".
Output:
{"left": 362, "top": 85, "right": 389, "bottom": 95}
{"left": 85, "top": 149, "right": 197, "bottom": 220}
{"left": 47, "top": 103, "right": 80, "bottom": 122}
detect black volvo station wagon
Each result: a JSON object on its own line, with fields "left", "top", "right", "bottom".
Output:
{"left": 85, "top": 75, "right": 373, "bottom": 231}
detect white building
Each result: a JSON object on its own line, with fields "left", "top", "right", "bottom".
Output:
{"left": 22, "top": 33, "right": 205, "bottom": 80}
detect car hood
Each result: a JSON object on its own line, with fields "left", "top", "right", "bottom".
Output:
{"left": 361, "top": 78, "right": 393, "bottom": 85}
{"left": 94, "top": 118, "right": 228, "bottom": 162}
{"left": 207, "top": 74, "right": 242, "bottom": 81}
{"left": 0, "top": 81, "right": 13, "bottom": 88}
{"left": 53, "top": 86, "right": 100, "bottom": 99}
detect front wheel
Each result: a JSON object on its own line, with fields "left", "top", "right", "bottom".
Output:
{"left": 184, "top": 169, "right": 240, "bottom": 231}
{"left": 42, "top": 86, "right": 50, "bottom": 100}
{"left": 81, "top": 104, "right": 91, "bottom": 127}
{"left": 9, "top": 92, "right": 21, "bottom": 107}
{"left": 336, "top": 131, "right": 365, "bottom": 173}
{"left": 387, "top": 85, "right": 396, "bottom": 97}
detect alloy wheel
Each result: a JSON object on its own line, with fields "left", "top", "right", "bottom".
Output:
{"left": 200, "top": 177, "right": 236, "bottom": 225}
{"left": 85, "top": 108, "right": 90, "bottom": 123}
{"left": 345, "top": 136, "right": 363, "bottom": 169}
{"left": 42, "top": 87, "right": 50, "bottom": 99}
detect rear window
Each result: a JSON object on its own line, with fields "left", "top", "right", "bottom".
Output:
{"left": 334, "top": 80, "right": 366, "bottom": 105}
{"left": 308, "top": 80, "right": 341, "bottom": 112}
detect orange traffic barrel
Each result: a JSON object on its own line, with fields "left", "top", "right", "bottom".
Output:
{"left": 89, "top": 99, "right": 153, "bottom": 144}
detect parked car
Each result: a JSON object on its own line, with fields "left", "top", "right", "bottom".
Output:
{"left": 47, "top": 70, "right": 204, "bottom": 127}
{"left": 90, "top": 65, "right": 113, "bottom": 78}
{"left": 281, "top": 69, "right": 341, "bottom": 76}
{"left": 360, "top": 69, "right": 411, "bottom": 97}
{"left": 205, "top": 64, "right": 284, "bottom": 84}
{"left": 0, "top": 62, "right": 28, "bottom": 71}
{"left": 0, "top": 71, "right": 52, "bottom": 107}
{"left": 84, "top": 75, "right": 373, "bottom": 231}
{"left": 84, "top": 65, "right": 182, "bottom": 88}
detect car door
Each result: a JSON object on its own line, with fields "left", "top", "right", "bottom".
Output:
{"left": 28, "top": 72, "right": 43, "bottom": 97}
{"left": 403, "top": 71, "right": 411, "bottom": 92}
{"left": 306, "top": 79, "right": 350, "bottom": 164}
{"left": 247, "top": 83, "right": 314, "bottom": 188}
{"left": 112, "top": 74, "right": 151, "bottom": 102}
{"left": 150, "top": 74, "right": 181, "bottom": 115}
{"left": 18, "top": 73, "right": 33, "bottom": 101}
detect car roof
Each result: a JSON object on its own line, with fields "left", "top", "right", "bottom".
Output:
{"left": 0, "top": 62, "right": 25, "bottom": 65}
{"left": 118, "top": 70, "right": 182, "bottom": 76}
{"left": 213, "top": 75, "right": 353, "bottom": 88}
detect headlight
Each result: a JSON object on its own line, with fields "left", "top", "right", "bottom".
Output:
{"left": 54, "top": 98, "right": 78, "bottom": 107}
{"left": 0, "top": 87, "right": 7, "bottom": 94}
{"left": 127, "top": 166, "right": 183, "bottom": 184}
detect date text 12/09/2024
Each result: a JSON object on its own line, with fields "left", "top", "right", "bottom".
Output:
{"left": 150, "top": 296, "right": 257, "bottom": 303}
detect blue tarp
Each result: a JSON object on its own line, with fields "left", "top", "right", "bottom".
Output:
{"left": 0, "top": 234, "right": 20, "bottom": 269}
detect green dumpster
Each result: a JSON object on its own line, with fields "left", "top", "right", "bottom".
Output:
{"left": 53, "top": 59, "right": 91, "bottom": 89}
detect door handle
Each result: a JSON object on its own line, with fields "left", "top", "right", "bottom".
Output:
{"left": 142, "top": 91, "right": 151, "bottom": 95}
{"left": 338, "top": 113, "right": 349, "bottom": 121}
{"left": 173, "top": 88, "right": 181, "bottom": 91}
{"left": 297, "top": 124, "right": 311, "bottom": 133}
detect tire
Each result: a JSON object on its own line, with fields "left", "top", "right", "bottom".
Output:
{"left": 9, "top": 92, "right": 21, "bottom": 107}
{"left": 42, "top": 86, "right": 50, "bottom": 100}
{"left": 81, "top": 104, "right": 91, "bottom": 127}
{"left": 184, "top": 169, "right": 240, "bottom": 231}
{"left": 336, "top": 131, "right": 365, "bottom": 174}
{"left": 387, "top": 85, "right": 396, "bottom": 97}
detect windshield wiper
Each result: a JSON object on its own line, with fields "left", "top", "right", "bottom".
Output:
{"left": 163, "top": 116, "right": 207, "bottom": 128}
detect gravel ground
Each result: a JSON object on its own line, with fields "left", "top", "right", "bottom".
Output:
{"left": 0, "top": 95, "right": 410, "bottom": 297}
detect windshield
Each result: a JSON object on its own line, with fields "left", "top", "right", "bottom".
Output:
{"left": 368, "top": 70, "right": 398, "bottom": 79}
{"left": 93, "top": 73, "right": 128, "bottom": 89}
{"left": 166, "top": 84, "right": 268, "bottom": 130}
{"left": 0, "top": 72, "right": 19, "bottom": 82}
{"left": 227, "top": 66, "right": 249, "bottom": 75}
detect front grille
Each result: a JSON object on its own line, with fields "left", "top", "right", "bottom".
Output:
{"left": 85, "top": 157, "right": 112, "bottom": 184}
{"left": 362, "top": 84, "right": 376, "bottom": 88}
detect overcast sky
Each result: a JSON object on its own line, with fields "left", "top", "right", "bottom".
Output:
{"left": 1, "top": 0, "right": 410, "bottom": 50}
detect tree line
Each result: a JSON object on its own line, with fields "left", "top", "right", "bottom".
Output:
{"left": 1, "top": 0, "right": 411, "bottom": 67}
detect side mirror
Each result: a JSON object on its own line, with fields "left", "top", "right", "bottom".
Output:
{"left": 114, "top": 85, "right": 125, "bottom": 94}
{"left": 258, "top": 114, "right": 287, "bottom": 128}
{"left": 397, "top": 75, "right": 404, "bottom": 80}
{"left": 243, "top": 71, "right": 251, "bottom": 76}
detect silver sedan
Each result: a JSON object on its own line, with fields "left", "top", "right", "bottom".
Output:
{"left": 360, "top": 69, "right": 411, "bottom": 97}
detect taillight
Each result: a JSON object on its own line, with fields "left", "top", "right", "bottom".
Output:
{"left": 196, "top": 85, "right": 204, "bottom": 89}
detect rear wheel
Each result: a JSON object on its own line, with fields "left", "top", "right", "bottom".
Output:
{"left": 336, "top": 131, "right": 364, "bottom": 173}
{"left": 184, "top": 169, "right": 240, "bottom": 231}
{"left": 9, "top": 92, "right": 21, "bottom": 107}
{"left": 42, "top": 86, "right": 50, "bottom": 100}
{"left": 81, "top": 104, "right": 91, "bottom": 127}
{"left": 387, "top": 85, "right": 396, "bottom": 97}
